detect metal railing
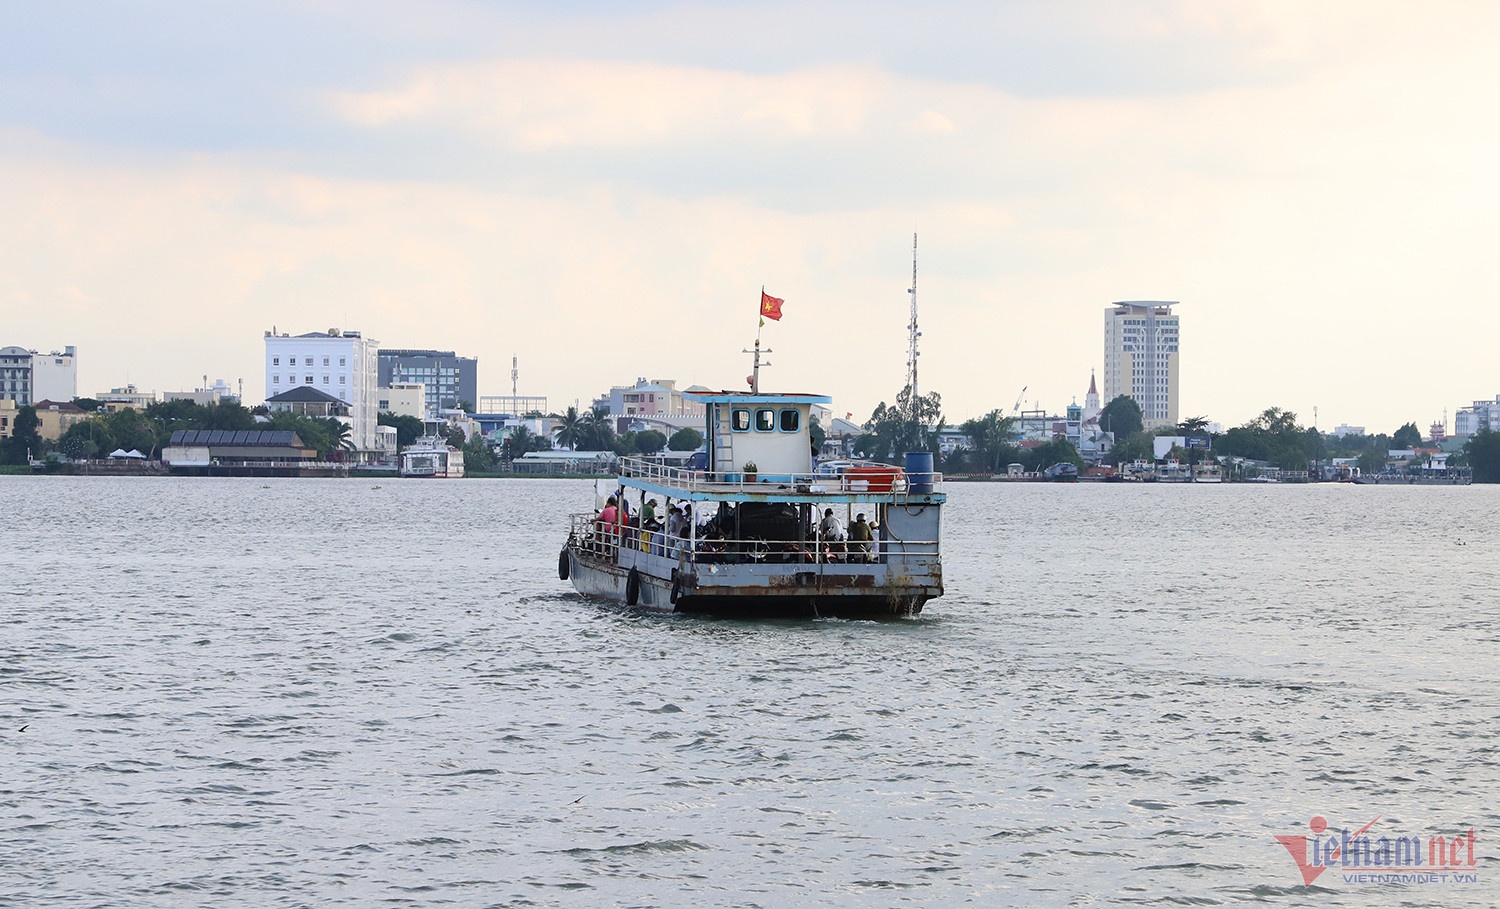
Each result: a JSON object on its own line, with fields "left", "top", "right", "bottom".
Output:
{"left": 567, "top": 513, "right": 937, "bottom": 567}
{"left": 618, "top": 457, "right": 943, "bottom": 496}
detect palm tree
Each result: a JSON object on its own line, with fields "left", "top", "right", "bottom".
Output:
{"left": 504, "top": 425, "right": 537, "bottom": 460}
{"left": 556, "top": 406, "right": 584, "bottom": 450}
{"left": 580, "top": 404, "right": 614, "bottom": 450}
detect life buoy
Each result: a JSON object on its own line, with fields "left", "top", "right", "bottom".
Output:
{"left": 626, "top": 568, "right": 641, "bottom": 606}
{"left": 558, "top": 548, "right": 570, "bottom": 581}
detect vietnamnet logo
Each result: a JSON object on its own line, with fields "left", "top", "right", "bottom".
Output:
{"left": 1275, "top": 815, "right": 1480, "bottom": 886}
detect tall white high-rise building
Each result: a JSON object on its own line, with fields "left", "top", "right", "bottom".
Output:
{"left": 264, "top": 329, "right": 380, "bottom": 454}
{"left": 1104, "top": 301, "right": 1179, "bottom": 427}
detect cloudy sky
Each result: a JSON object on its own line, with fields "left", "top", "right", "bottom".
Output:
{"left": 4, "top": 1, "right": 1499, "bottom": 432}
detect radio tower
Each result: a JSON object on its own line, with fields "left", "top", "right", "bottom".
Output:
{"left": 906, "top": 233, "right": 921, "bottom": 421}
{"left": 511, "top": 354, "right": 519, "bottom": 402}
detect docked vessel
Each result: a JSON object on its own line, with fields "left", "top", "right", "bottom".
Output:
{"left": 399, "top": 436, "right": 465, "bottom": 478}
{"left": 559, "top": 391, "right": 945, "bottom": 618}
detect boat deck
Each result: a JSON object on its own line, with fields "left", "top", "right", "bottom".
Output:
{"left": 616, "top": 457, "right": 945, "bottom": 504}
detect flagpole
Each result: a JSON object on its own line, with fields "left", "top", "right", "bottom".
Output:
{"left": 750, "top": 286, "right": 765, "bottom": 393}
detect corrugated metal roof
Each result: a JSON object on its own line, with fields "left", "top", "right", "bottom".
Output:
{"left": 168, "top": 429, "right": 304, "bottom": 447}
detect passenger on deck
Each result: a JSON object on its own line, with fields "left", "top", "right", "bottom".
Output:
{"left": 848, "top": 513, "right": 873, "bottom": 562}
{"left": 596, "top": 496, "right": 621, "bottom": 553}
{"left": 641, "top": 498, "right": 661, "bottom": 532}
{"left": 818, "top": 508, "right": 843, "bottom": 541}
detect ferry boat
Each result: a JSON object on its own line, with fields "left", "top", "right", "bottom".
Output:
{"left": 558, "top": 391, "right": 945, "bottom": 618}
{"left": 399, "top": 436, "right": 465, "bottom": 478}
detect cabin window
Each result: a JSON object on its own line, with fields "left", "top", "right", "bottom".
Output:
{"left": 779, "top": 409, "right": 799, "bottom": 432}
{"left": 731, "top": 408, "right": 751, "bottom": 432}
{"left": 754, "top": 409, "right": 775, "bottom": 432}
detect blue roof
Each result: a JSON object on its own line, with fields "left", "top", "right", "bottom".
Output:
{"left": 684, "top": 391, "right": 832, "bottom": 405}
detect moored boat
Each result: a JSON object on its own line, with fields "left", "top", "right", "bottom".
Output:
{"left": 399, "top": 436, "right": 465, "bottom": 478}
{"left": 559, "top": 391, "right": 945, "bottom": 619}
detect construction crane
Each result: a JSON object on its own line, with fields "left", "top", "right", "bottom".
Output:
{"left": 1011, "top": 386, "right": 1027, "bottom": 415}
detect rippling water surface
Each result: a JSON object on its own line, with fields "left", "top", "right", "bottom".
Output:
{"left": 3, "top": 477, "right": 1498, "bottom": 907}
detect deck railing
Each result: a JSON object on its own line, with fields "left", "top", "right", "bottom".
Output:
{"left": 568, "top": 513, "right": 937, "bottom": 567}
{"left": 618, "top": 457, "right": 943, "bottom": 496}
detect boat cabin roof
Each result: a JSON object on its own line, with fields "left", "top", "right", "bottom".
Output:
{"left": 684, "top": 391, "right": 833, "bottom": 406}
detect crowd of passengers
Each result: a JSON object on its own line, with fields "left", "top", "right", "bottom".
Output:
{"left": 589, "top": 497, "right": 878, "bottom": 563}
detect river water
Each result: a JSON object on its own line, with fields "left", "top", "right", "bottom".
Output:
{"left": 3, "top": 477, "right": 1497, "bottom": 907}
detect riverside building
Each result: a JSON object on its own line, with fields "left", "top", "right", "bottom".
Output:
{"left": 377, "top": 349, "right": 477, "bottom": 417}
{"left": 1103, "top": 301, "right": 1180, "bottom": 427}
{"left": 264, "top": 329, "right": 380, "bottom": 456}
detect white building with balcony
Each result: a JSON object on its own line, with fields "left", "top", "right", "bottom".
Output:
{"left": 264, "top": 328, "right": 380, "bottom": 455}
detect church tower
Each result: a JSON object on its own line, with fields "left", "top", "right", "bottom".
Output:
{"left": 1083, "top": 370, "right": 1101, "bottom": 422}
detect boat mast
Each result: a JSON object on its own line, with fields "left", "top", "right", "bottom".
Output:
{"left": 745, "top": 286, "right": 772, "bottom": 393}
{"left": 906, "top": 233, "right": 920, "bottom": 421}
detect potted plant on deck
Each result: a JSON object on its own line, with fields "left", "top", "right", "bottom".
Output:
{"left": 742, "top": 460, "right": 758, "bottom": 483}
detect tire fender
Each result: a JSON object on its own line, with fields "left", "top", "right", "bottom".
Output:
{"left": 625, "top": 568, "right": 641, "bottom": 606}
{"left": 558, "top": 548, "right": 570, "bottom": 581}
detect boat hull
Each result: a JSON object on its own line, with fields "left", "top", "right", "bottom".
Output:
{"left": 564, "top": 547, "right": 936, "bottom": 619}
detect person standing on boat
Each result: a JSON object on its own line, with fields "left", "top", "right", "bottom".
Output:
{"left": 597, "top": 495, "right": 622, "bottom": 554}
{"left": 848, "top": 513, "right": 873, "bottom": 562}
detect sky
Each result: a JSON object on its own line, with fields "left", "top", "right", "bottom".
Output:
{"left": 4, "top": 1, "right": 1500, "bottom": 433}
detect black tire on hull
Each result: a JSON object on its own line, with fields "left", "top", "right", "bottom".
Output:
{"left": 669, "top": 575, "right": 682, "bottom": 605}
{"left": 626, "top": 568, "right": 641, "bottom": 606}
{"left": 558, "top": 549, "right": 570, "bottom": 581}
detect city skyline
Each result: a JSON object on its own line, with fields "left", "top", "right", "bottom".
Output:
{"left": 4, "top": 3, "right": 1500, "bottom": 433}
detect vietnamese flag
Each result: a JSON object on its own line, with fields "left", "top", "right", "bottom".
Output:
{"left": 760, "top": 290, "right": 784, "bottom": 321}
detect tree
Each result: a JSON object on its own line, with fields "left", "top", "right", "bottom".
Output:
{"left": 378, "top": 411, "right": 424, "bottom": 448}
{"left": 266, "top": 411, "right": 330, "bottom": 456}
{"left": 959, "top": 410, "right": 1017, "bottom": 473}
{"left": 463, "top": 433, "right": 495, "bottom": 471}
{"left": 59, "top": 418, "right": 113, "bottom": 461}
{"left": 1175, "top": 415, "right": 1211, "bottom": 435}
{"left": 3, "top": 406, "right": 41, "bottom": 464}
{"left": 1024, "top": 438, "right": 1083, "bottom": 472}
{"left": 1110, "top": 431, "right": 1155, "bottom": 466}
{"left": 1357, "top": 449, "right": 1388, "bottom": 476}
{"left": 1098, "top": 395, "right": 1143, "bottom": 441}
{"left": 71, "top": 397, "right": 103, "bottom": 412}
{"left": 1465, "top": 429, "right": 1500, "bottom": 483}
{"left": 555, "top": 406, "right": 584, "bottom": 450}
{"left": 1392, "top": 422, "right": 1422, "bottom": 450}
{"left": 863, "top": 385, "right": 944, "bottom": 462}
{"left": 103, "top": 407, "right": 159, "bottom": 458}
{"left": 580, "top": 404, "right": 615, "bottom": 450}
{"left": 668, "top": 427, "right": 703, "bottom": 451}
{"left": 635, "top": 429, "right": 668, "bottom": 455}
{"left": 503, "top": 425, "right": 543, "bottom": 460}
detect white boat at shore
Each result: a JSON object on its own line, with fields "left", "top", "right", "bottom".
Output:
{"left": 399, "top": 436, "right": 465, "bottom": 478}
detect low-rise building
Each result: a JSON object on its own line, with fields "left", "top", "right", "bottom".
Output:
{"left": 31, "top": 400, "right": 88, "bottom": 441}
{"left": 512, "top": 450, "right": 619, "bottom": 474}
{"left": 265, "top": 386, "right": 351, "bottom": 419}
{"left": 378, "top": 383, "right": 425, "bottom": 420}
{"left": 97, "top": 385, "right": 157, "bottom": 412}
{"left": 162, "top": 429, "right": 317, "bottom": 466}
{"left": 0, "top": 398, "right": 16, "bottom": 437}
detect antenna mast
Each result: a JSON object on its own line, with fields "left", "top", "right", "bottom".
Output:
{"left": 511, "top": 354, "right": 518, "bottom": 401}
{"left": 906, "top": 233, "right": 921, "bottom": 420}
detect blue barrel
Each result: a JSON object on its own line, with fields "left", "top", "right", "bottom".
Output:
{"left": 904, "top": 450, "right": 935, "bottom": 493}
